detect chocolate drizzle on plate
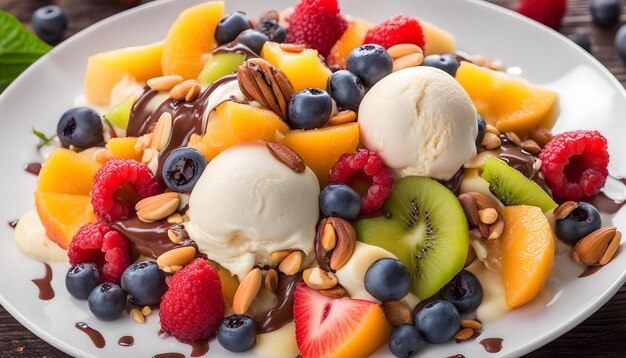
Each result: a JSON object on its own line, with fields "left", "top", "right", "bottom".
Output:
{"left": 447, "top": 355, "right": 466, "bottom": 358}
{"left": 32, "top": 263, "right": 54, "bottom": 300}
{"left": 118, "top": 336, "right": 134, "bottom": 346}
{"left": 24, "top": 162, "right": 42, "bottom": 176}
{"left": 152, "top": 353, "right": 185, "bottom": 358}
{"left": 8, "top": 220, "right": 18, "bottom": 229}
{"left": 75, "top": 322, "right": 105, "bottom": 348}
{"left": 188, "top": 339, "right": 209, "bottom": 357}
{"left": 256, "top": 273, "right": 301, "bottom": 334}
{"left": 439, "top": 168, "right": 465, "bottom": 195}
{"left": 479, "top": 337, "right": 503, "bottom": 353}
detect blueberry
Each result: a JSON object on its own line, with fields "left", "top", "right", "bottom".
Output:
{"left": 65, "top": 263, "right": 100, "bottom": 300}
{"left": 217, "top": 315, "right": 257, "bottom": 353}
{"left": 567, "top": 28, "right": 592, "bottom": 53}
{"left": 215, "top": 12, "right": 252, "bottom": 45}
{"left": 121, "top": 261, "right": 167, "bottom": 306}
{"left": 441, "top": 270, "right": 483, "bottom": 314}
{"left": 88, "top": 283, "right": 126, "bottom": 321}
{"left": 556, "top": 202, "right": 601, "bottom": 245}
{"left": 413, "top": 300, "right": 460, "bottom": 344}
{"left": 616, "top": 25, "right": 626, "bottom": 60}
{"left": 255, "top": 17, "right": 286, "bottom": 43}
{"left": 326, "top": 70, "right": 367, "bottom": 112}
{"left": 162, "top": 147, "right": 207, "bottom": 193}
{"left": 364, "top": 258, "right": 412, "bottom": 302}
{"left": 346, "top": 44, "right": 393, "bottom": 88}
{"left": 31, "top": 5, "right": 67, "bottom": 44}
{"left": 590, "top": 0, "right": 622, "bottom": 29}
{"left": 475, "top": 114, "right": 486, "bottom": 148}
{"left": 388, "top": 324, "right": 423, "bottom": 358}
{"left": 57, "top": 107, "right": 104, "bottom": 148}
{"left": 287, "top": 88, "right": 333, "bottom": 130}
{"left": 319, "top": 183, "right": 362, "bottom": 221}
{"left": 422, "top": 54, "right": 460, "bottom": 77}
{"left": 235, "top": 29, "right": 269, "bottom": 54}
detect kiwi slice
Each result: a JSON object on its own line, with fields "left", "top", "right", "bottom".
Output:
{"left": 354, "top": 176, "right": 469, "bottom": 300}
{"left": 197, "top": 53, "right": 246, "bottom": 84}
{"left": 481, "top": 157, "right": 557, "bottom": 212}
{"left": 104, "top": 94, "right": 135, "bottom": 129}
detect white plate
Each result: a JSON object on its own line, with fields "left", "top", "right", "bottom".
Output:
{"left": 2, "top": 0, "right": 626, "bottom": 357}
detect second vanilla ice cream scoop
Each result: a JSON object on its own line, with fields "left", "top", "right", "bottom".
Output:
{"left": 185, "top": 142, "right": 320, "bottom": 279}
{"left": 358, "top": 66, "right": 478, "bottom": 181}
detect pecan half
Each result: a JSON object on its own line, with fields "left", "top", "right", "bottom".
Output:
{"left": 237, "top": 58, "right": 295, "bottom": 119}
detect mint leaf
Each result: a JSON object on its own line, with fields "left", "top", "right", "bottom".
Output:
{"left": 31, "top": 127, "right": 55, "bottom": 145}
{"left": 0, "top": 11, "right": 52, "bottom": 92}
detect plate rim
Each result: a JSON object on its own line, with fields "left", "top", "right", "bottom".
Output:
{"left": 1, "top": 0, "right": 626, "bottom": 357}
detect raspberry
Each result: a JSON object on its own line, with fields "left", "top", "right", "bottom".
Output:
{"left": 363, "top": 15, "right": 425, "bottom": 50}
{"left": 91, "top": 159, "right": 162, "bottom": 222}
{"left": 539, "top": 130, "right": 609, "bottom": 201}
{"left": 159, "top": 258, "right": 225, "bottom": 343}
{"left": 330, "top": 149, "right": 394, "bottom": 214}
{"left": 68, "top": 223, "right": 131, "bottom": 284}
{"left": 286, "top": 0, "right": 349, "bottom": 57}
{"left": 518, "top": 0, "right": 567, "bottom": 29}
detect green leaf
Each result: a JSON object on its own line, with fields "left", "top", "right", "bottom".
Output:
{"left": 0, "top": 11, "right": 52, "bottom": 92}
{"left": 31, "top": 127, "right": 55, "bottom": 145}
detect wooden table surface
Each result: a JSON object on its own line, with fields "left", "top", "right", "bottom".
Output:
{"left": 1, "top": 0, "right": 625, "bottom": 356}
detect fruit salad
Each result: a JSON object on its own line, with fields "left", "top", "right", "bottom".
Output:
{"left": 12, "top": 0, "right": 624, "bottom": 357}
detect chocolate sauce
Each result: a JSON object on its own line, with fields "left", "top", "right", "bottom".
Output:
{"left": 75, "top": 322, "right": 105, "bottom": 348}
{"left": 188, "top": 339, "right": 209, "bottom": 357}
{"left": 588, "top": 192, "right": 626, "bottom": 214}
{"left": 24, "top": 162, "right": 42, "bottom": 176}
{"left": 8, "top": 220, "right": 18, "bottom": 229}
{"left": 439, "top": 168, "right": 465, "bottom": 195}
{"left": 126, "top": 74, "right": 238, "bottom": 183}
{"left": 579, "top": 265, "right": 603, "bottom": 278}
{"left": 213, "top": 41, "right": 259, "bottom": 59}
{"left": 257, "top": 273, "right": 301, "bottom": 333}
{"left": 118, "top": 336, "right": 134, "bottom": 346}
{"left": 152, "top": 353, "right": 184, "bottom": 358}
{"left": 479, "top": 337, "right": 503, "bottom": 353}
{"left": 314, "top": 218, "right": 333, "bottom": 272}
{"left": 447, "top": 355, "right": 465, "bottom": 358}
{"left": 498, "top": 134, "right": 551, "bottom": 195}
{"left": 32, "top": 263, "right": 54, "bottom": 300}
{"left": 111, "top": 216, "right": 175, "bottom": 259}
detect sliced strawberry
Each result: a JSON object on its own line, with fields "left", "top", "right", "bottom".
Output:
{"left": 293, "top": 283, "right": 391, "bottom": 358}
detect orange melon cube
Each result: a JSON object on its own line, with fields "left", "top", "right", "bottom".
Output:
{"left": 37, "top": 148, "right": 102, "bottom": 196}
{"left": 261, "top": 41, "right": 331, "bottom": 92}
{"left": 34, "top": 192, "right": 97, "bottom": 249}
{"left": 106, "top": 137, "right": 142, "bottom": 161}
{"left": 282, "top": 123, "right": 359, "bottom": 187}
{"left": 188, "top": 101, "right": 289, "bottom": 161}
{"left": 455, "top": 62, "right": 558, "bottom": 135}
{"left": 421, "top": 20, "right": 456, "bottom": 56}
{"left": 500, "top": 205, "right": 554, "bottom": 308}
{"left": 327, "top": 19, "right": 373, "bottom": 69}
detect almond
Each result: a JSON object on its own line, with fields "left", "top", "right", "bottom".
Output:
{"left": 481, "top": 132, "right": 502, "bottom": 150}
{"left": 465, "top": 243, "right": 476, "bottom": 267}
{"left": 382, "top": 301, "right": 412, "bottom": 325}
{"left": 321, "top": 221, "right": 337, "bottom": 251}
{"left": 529, "top": 128, "right": 553, "bottom": 147}
{"left": 320, "top": 285, "right": 346, "bottom": 298}
{"left": 506, "top": 132, "right": 522, "bottom": 146}
{"left": 455, "top": 327, "right": 475, "bottom": 341}
{"left": 170, "top": 80, "right": 199, "bottom": 101}
{"left": 264, "top": 268, "right": 278, "bottom": 293}
{"left": 461, "top": 319, "right": 482, "bottom": 330}
{"left": 233, "top": 268, "right": 262, "bottom": 315}
{"left": 488, "top": 216, "right": 504, "bottom": 240}
{"left": 266, "top": 142, "right": 306, "bottom": 173}
{"left": 156, "top": 246, "right": 196, "bottom": 269}
{"left": 468, "top": 192, "right": 500, "bottom": 211}
{"left": 147, "top": 75, "right": 183, "bottom": 91}
{"left": 521, "top": 139, "right": 541, "bottom": 155}
{"left": 270, "top": 250, "right": 291, "bottom": 265}
{"left": 327, "top": 110, "right": 356, "bottom": 126}
{"left": 278, "top": 251, "right": 303, "bottom": 276}
{"left": 458, "top": 193, "right": 480, "bottom": 226}
{"left": 554, "top": 201, "right": 577, "bottom": 221}
{"left": 392, "top": 52, "right": 424, "bottom": 72}
{"left": 387, "top": 43, "right": 423, "bottom": 59}
{"left": 151, "top": 112, "right": 172, "bottom": 151}
{"left": 600, "top": 230, "right": 621, "bottom": 265}
{"left": 279, "top": 43, "right": 306, "bottom": 53}
{"left": 302, "top": 267, "right": 337, "bottom": 290}
{"left": 572, "top": 227, "right": 618, "bottom": 265}
{"left": 136, "top": 192, "right": 180, "bottom": 223}
{"left": 184, "top": 82, "right": 201, "bottom": 102}
{"left": 486, "top": 124, "right": 500, "bottom": 135}
{"left": 328, "top": 217, "right": 356, "bottom": 271}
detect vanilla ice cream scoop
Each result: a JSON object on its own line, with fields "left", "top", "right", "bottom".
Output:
{"left": 358, "top": 66, "right": 477, "bottom": 181}
{"left": 185, "top": 142, "right": 320, "bottom": 279}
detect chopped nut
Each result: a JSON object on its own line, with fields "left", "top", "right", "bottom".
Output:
{"left": 94, "top": 148, "right": 114, "bottom": 164}
{"left": 328, "top": 217, "right": 356, "bottom": 271}
{"left": 485, "top": 124, "right": 500, "bottom": 135}
{"left": 167, "top": 213, "right": 183, "bottom": 224}
{"left": 454, "top": 327, "right": 474, "bottom": 341}
{"left": 458, "top": 193, "right": 480, "bottom": 227}
{"left": 279, "top": 43, "right": 306, "bottom": 53}
{"left": 521, "top": 139, "right": 541, "bottom": 155}
{"left": 467, "top": 192, "right": 500, "bottom": 211}
{"left": 529, "top": 128, "right": 553, "bottom": 147}
{"left": 130, "top": 308, "right": 145, "bottom": 324}
{"left": 382, "top": 301, "right": 412, "bottom": 326}
{"left": 270, "top": 250, "right": 291, "bottom": 265}
{"left": 136, "top": 192, "right": 180, "bottom": 223}
{"left": 481, "top": 132, "right": 502, "bottom": 150}
{"left": 506, "top": 132, "right": 522, "bottom": 147}
{"left": 233, "top": 268, "right": 262, "bottom": 315}
{"left": 600, "top": 230, "right": 621, "bottom": 265}
{"left": 327, "top": 110, "right": 357, "bottom": 126}
{"left": 461, "top": 319, "right": 482, "bottom": 330}
{"left": 156, "top": 246, "right": 196, "bottom": 269}
{"left": 279, "top": 251, "right": 303, "bottom": 276}
{"left": 150, "top": 113, "right": 173, "bottom": 152}
{"left": 170, "top": 80, "right": 200, "bottom": 101}
{"left": 264, "top": 268, "right": 279, "bottom": 293}
{"left": 167, "top": 225, "right": 188, "bottom": 244}
{"left": 321, "top": 221, "right": 337, "bottom": 251}
{"left": 266, "top": 142, "right": 306, "bottom": 173}
{"left": 554, "top": 201, "right": 578, "bottom": 221}
{"left": 185, "top": 82, "right": 201, "bottom": 102}
{"left": 320, "top": 285, "right": 346, "bottom": 298}
{"left": 572, "top": 227, "right": 619, "bottom": 265}
{"left": 488, "top": 216, "right": 504, "bottom": 240}
{"left": 141, "top": 306, "right": 152, "bottom": 316}
{"left": 147, "top": 75, "right": 183, "bottom": 91}
{"left": 478, "top": 208, "right": 498, "bottom": 225}
{"left": 392, "top": 52, "right": 424, "bottom": 72}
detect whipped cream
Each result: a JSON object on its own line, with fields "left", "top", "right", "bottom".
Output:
{"left": 14, "top": 209, "right": 68, "bottom": 263}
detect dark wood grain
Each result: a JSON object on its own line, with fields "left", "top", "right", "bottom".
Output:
{"left": 1, "top": 0, "right": 625, "bottom": 357}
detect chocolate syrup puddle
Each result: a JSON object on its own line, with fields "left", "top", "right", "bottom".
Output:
{"left": 118, "top": 336, "right": 134, "bottom": 346}
{"left": 588, "top": 193, "right": 625, "bottom": 214}
{"left": 75, "top": 322, "right": 105, "bottom": 348}
{"left": 256, "top": 273, "right": 301, "bottom": 333}
{"left": 439, "top": 168, "right": 465, "bottom": 195}
{"left": 479, "top": 337, "right": 503, "bottom": 353}
{"left": 32, "top": 263, "right": 54, "bottom": 300}
{"left": 153, "top": 353, "right": 185, "bottom": 358}
{"left": 127, "top": 74, "right": 238, "bottom": 184}
{"left": 112, "top": 216, "right": 175, "bottom": 259}
{"left": 24, "top": 162, "right": 42, "bottom": 176}
{"left": 188, "top": 339, "right": 209, "bottom": 357}
{"left": 447, "top": 355, "right": 465, "bottom": 358}
{"left": 8, "top": 220, "right": 18, "bottom": 229}
{"left": 498, "top": 134, "right": 550, "bottom": 195}
{"left": 213, "top": 41, "right": 259, "bottom": 59}
{"left": 579, "top": 265, "right": 603, "bottom": 277}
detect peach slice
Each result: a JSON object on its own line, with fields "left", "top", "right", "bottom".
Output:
{"left": 161, "top": 1, "right": 225, "bottom": 79}
{"left": 327, "top": 19, "right": 373, "bottom": 69}
{"left": 106, "top": 137, "right": 142, "bottom": 161}
{"left": 261, "top": 41, "right": 331, "bottom": 92}
{"left": 35, "top": 192, "right": 97, "bottom": 249}
{"left": 37, "top": 148, "right": 102, "bottom": 196}
{"left": 500, "top": 205, "right": 554, "bottom": 308}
